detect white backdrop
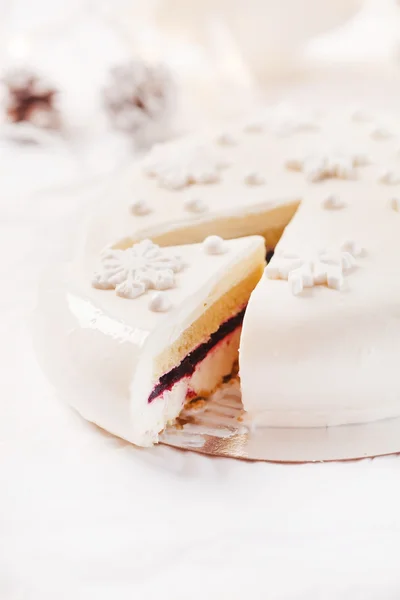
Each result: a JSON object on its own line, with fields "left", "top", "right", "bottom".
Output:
{"left": 2, "top": 1, "right": 400, "bottom": 598}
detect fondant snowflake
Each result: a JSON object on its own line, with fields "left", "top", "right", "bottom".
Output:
{"left": 142, "top": 139, "right": 222, "bottom": 190}
{"left": 244, "top": 104, "right": 319, "bottom": 137}
{"left": 265, "top": 246, "right": 361, "bottom": 296}
{"left": 92, "top": 239, "right": 183, "bottom": 299}
{"left": 285, "top": 151, "right": 368, "bottom": 182}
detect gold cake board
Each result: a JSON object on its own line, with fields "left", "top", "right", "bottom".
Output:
{"left": 161, "top": 383, "right": 400, "bottom": 462}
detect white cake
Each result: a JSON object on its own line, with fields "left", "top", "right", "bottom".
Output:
{"left": 34, "top": 104, "right": 400, "bottom": 448}
{"left": 35, "top": 236, "right": 265, "bottom": 446}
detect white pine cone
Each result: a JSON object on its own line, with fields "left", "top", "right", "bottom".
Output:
{"left": 103, "top": 60, "right": 176, "bottom": 138}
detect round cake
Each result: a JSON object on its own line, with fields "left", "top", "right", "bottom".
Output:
{"left": 34, "top": 104, "right": 400, "bottom": 451}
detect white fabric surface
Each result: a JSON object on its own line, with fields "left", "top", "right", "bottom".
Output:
{"left": 2, "top": 3, "right": 400, "bottom": 596}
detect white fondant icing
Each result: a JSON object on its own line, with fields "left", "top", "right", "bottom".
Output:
{"left": 35, "top": 236, "right": 265, "bottom": 446}
{"left": 203, "top": 235, "right": 226, "bottom": 255}
{"left": 370, "top": 126, "right": 392, "bottom": 140}
{"left": 240, "top": 107, "right": 400, "bottom": 427}
{"left": 89, "top": 106, "right": 400, "bottom": 259}
{"left": 265, "top": 105, "right": 319, "bottom": 136}
{"left": 322, "top": 194, "right": 345, "bottom": 210}
{"left": 148, "top": 292, "right": 172, "bottom": 312}
{"left": 242, "top": 105, "right": 319, "bottom": 138}
{"left": 389, "top": 197, "right": 400, "bottom": 212}
{"left": 92, "top": 240, "right": 182, "bottom": 299}
{"left": 183, "top": 197, "right": 208, "bottom": 214}
{"left": 243, "top": 121, "right": 264, "bottom": 133}
{"left": 340, "top": 240, "right": 365, "bottom": 258}
{"left": 216, "top": 132, "right": 236, "bottom": 146}
{"left": 244, "top": 172, "right": 265, "bottom": 186}
{"left": 35, "top": 106, "right": 400, "bottom": 445}
{"left": 265, "top": 247, "right": 358, "bottom": 295}
{"left": 350, "top": 108, "right": 372, "bottom": 122}
{"left": 142, "top": 139, "right": 222, "bottom": 190}
{"left": 284, "top": 157, "right": 303, "bottom": 171}
{"left": 130, "top": 199, "right": 151, "bottom": 216}
{"left": 288, "top": 264, "right": 313, "bottom": 296}
{"left": 378, "top": 169, "right": 400, "bottom": 185}
{"left": 353, "top": 153, "right": 370, "bottom": 166}
{"left": 326, "top": 264, "right": 343, "bottom": 290}
{"left": 286, "top": 151, "right": 366, "bottom": 182}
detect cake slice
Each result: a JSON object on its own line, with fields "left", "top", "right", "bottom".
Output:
{"left": 35, "top": 235, "right": 265, "bottom": 446}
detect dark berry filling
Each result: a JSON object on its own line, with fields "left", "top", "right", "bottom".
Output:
{"left": 148, "top": 308, "right": 245, "bottom": 403}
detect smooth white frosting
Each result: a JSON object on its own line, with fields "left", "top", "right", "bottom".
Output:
{"left": 34, "top": 236, "right": 265, "bottom": 446}
{"left": 239, "top": 111, "right": 400, "bottom": 427}
{"left": 90, "top": 105, "right": 320, "bottom": 251}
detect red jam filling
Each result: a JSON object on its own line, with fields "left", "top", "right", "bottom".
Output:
{"left": 148, "top": 308, "right": 245, "bottom": 403}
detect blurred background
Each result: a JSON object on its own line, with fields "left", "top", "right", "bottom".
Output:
{"left": 0, "top": 0, "right": 399, "bottom": 194}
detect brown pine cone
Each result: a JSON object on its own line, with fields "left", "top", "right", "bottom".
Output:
{"left": 2, "top": 68, "right": 60, "bottom": 130}
{"left": 103, "top": 60, "right": 176, "bottom": 136}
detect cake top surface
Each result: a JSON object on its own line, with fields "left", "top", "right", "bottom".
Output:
{"left": 232, "top": 106, "right": 400, "bottom": 425}
{"left": 72, "top": 235, "right": 264, "bottom": 343}
{"left": 84, "top": 103, "right": 400, "bottom": 375}
{"left": 92, "top": 103, "right": 400, "bottom": 251}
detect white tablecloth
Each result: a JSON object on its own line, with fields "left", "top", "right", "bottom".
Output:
{"left": 2, "top": 61, "right": 400, "bottom": 599}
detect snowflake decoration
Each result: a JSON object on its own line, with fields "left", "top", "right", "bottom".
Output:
{"left": 265, "top": 247, "right": 360, "bottom": 296}
{"left": 285, "top": 151, "right": 369, "bottom": 182}
{"left": 92, "top": 239, "right": 183, "bottom": 300}
{"left": 244, "top": 104, "right": 319, "bottom": 137}
{"left": 142, "top": 140, "right": 223, "bottom": 190}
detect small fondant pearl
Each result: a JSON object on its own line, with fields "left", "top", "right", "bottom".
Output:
{"left": 130, "top": 200, "right": 151, "bottom": 216}
{"left": 203, "top": 235, "right": 226, "bottom": 255}
{"left": 353, "top": 153, "right": 369, "bottom": 167}
{"left": 244, "top": 172, "right": 265, "bottom": 186}
{"left": 285, "top": 157, "right": 302, "bottom": 171}
{"left": 351, "top": 108, "right": 372, "bottom": 122}
{"left": 389, "top": 197, "right": 400, "bottom": 212}
{"left": 322, "top": 195, "right": 345, "bottom": 210}
{"left": 370, "top": 126, "right": 392, "bottom": 140}
{"left": 216, "top": 133, "right": 236, "bottom": 146}
{"left": 244, "top": 122, "right": 264, "bottom": 133}
{"left": 184, "top": 198, "right": 208, "bottom": 213}
{"left": 148, "top": 292, "right": 171, "bottom": 313}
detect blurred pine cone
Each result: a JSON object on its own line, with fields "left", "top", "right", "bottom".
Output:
{"left": 103, "top": 60, "right": 176, "bottom": 139}
{"left": 2, "top": 68, "right": 60, "bottom": 130}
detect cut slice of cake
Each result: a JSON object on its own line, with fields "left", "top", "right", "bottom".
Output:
{"left": 34, "top": 235, "right": 265, "bottom": 446}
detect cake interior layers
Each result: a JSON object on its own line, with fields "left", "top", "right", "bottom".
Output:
{"left": 150, "top": 263, "right": 264, "bottom": 404}
{"left": 148, "top": 308, "right": 244, "bottom": 402}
